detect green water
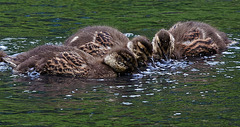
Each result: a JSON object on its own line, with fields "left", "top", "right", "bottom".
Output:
{"left": 0, "top": 0, "right": 240, "bottom": 126}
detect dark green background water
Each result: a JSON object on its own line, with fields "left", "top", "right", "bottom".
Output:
{"left": 0, "top": 0, "right": 240, "bottom": 126}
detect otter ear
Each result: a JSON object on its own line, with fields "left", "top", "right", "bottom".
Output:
{"left": 127, "top": 41, "right": 134, "bottom": 51}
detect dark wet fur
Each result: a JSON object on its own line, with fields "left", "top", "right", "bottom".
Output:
{"left": 131, "top": 36, "right": 153, "bottom": 56}
{"left": 169, "top": 21, "right": 231, "bottom": 53}
{"left": 131, "top": 36, "right": 153, "bottom": 66}
{"left": 110, "top": 47, "right": 137, "bottom": 72}
{"left": 1, "top": 45, "right": 138, "bottom": 78}
{"left": 157, "top": 30, "right": 171, "bottom": 52}
{"left": 64, "top": 26, "right": 129, "bottom": 48}
{"left": 0, "top": 51, "right": 7, "bottom": 62}
{"left": 64, "top": 26, "right": 152, "bottom": 67}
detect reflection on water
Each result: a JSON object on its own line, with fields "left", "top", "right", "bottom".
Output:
{"left": 0, "top": 0, "right": 240, "bottom": 126}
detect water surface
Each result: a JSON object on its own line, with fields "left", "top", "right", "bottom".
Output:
{"left": 0, "top": 0, "right": 240, "bottom": 126}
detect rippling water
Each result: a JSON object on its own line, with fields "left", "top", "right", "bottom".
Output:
{"left": 0, "top": 0, "right": 240, "bottom": 126}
